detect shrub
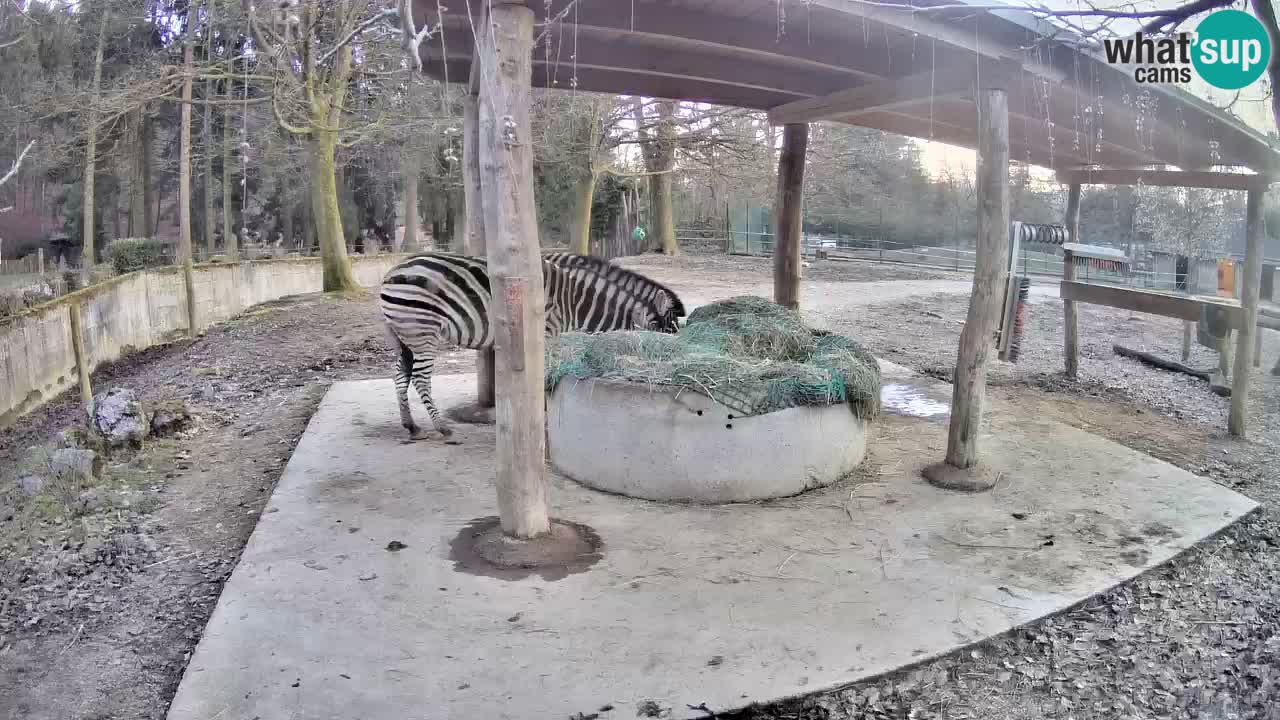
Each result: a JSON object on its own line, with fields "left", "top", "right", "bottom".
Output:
{"left": 109, "top": 238, "right": 168, "bottom": 275}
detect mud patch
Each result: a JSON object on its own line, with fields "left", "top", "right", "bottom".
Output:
{"left": 449, "top": 516, "right": 603, "bottom": 581}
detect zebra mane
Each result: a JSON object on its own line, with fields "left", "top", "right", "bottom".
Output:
{"left": 542, "top": 253, "right": 686, "bottom": 318}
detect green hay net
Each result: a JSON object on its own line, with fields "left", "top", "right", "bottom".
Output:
{"left": 545, "top": 296, "right": 881, "bottom": 419}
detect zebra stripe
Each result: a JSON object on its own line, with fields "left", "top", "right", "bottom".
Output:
{"left": 379, "top": 252, "right": 683, "bottom": 439}
{"left": 542, "top": 252, "right": 686, "bottom": 331}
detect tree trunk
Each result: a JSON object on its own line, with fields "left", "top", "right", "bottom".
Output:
{"left": 1229, "top": 189, "right": 1265, "bottom": 437}
{"left": 128, "top": 109, "right": 152, "bottom": 237}
{"left": 942, "top": 88, "right": 1010, "bottom": 471}
{"left": 203, "top": 78, "right": 217, "bottom": 257}
{"left": 1063, "top": 183, "right": 1082, "bottom": 377}
{"left": 82, "top": 13, "right": 108, "bottom": 273}
{"left": 652, "top": 101, "right": 679, "bottom": 255}
{"left": 282, "top": 199, "right": 294, "bottom": 251}
{"left": 476, "top": 2, "right": 549, "bottom": 538}
{"left": 401, "top": 155, "right": 418, "bottom": 252}
{"left": 222, "top": 97, "right": 237, "bottom": 258}
{"left": 312, "top": 128, "right": 360, "bottom": 292}
{"left": 179, "top": 41, "right": 198, "bottom": 336}
{"left": 462, "top": 90, "right": 495, "bottom": 408}
{"left": 570, "top": 171, "right": 596, "bottom": 255}
{"left": 773, "top": 123, "right": 808, "bottom": 311}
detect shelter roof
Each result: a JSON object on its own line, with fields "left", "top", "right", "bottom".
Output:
{"left": 414, "top": 0, "right": 1280, "bottom": 177}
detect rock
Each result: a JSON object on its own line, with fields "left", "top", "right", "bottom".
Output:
{"left": 93, "top": 388, "right": 150, "bottom": 449}
{"left": 74, "top": 488, "right": 104, "bottom": 514}
{"left": 58, "top": 425, "right": 104, "bottom": 452}
{"left": 17, "top": 474, "right": 45, "bottom": 496}
{"left": 149, "top": 400, "right": 191, "bottom": 437}
{"left": 49, "top": 448, "right": 102, "bottom": 484}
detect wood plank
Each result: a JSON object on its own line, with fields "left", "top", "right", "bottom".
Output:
{"left": 68, "top": 302, "right": 94, "bottom": 419}
{"left": 422, "top": 2, "right": 892, "bottom": 82}
{"left": 773, "top": 123, "right": 808, "bottom": 310}
{"left": 476, "top": 1, "right": 550, "bottom": 538}
{"left": 1055, "top": 169, "right": 1274, "bottom": 191}
{"left": 1062, "top": 184, "right": 1081, "bottom": 378}
{"left": 767, "top": 66, "right": 976, "bottom": 125}
{"left": 427, "top": 26, "right": 853, "bottom": 101}
{"left": 807, "top": 0, "right": 1065, "bottom": 82}
{"left": 424, "top": 57, "right": 806, "bottom": 110}
{"left": 944, "top": 87, "right": 1009, "bottom": 470}
{"left": 1059, "top": 281, "right": 1245, "bottom": 326}
{"left": 1229, "top": 189, "right": 1265, "bottom": 437}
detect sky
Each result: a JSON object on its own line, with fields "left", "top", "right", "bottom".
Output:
{"left": 914, "top": 0, "right": 1276, "bottom": 178}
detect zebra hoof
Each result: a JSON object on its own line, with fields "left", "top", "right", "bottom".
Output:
{"left": 437, "top": 426, "right": 455, "bottom": 439}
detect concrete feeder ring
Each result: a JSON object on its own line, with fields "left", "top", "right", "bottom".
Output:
{"left": 547, "top": 379, "right": 869, "bottom": 504}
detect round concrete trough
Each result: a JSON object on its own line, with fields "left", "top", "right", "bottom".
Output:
{"left": 547, "top": 379, "right": 868, "bottom": 503}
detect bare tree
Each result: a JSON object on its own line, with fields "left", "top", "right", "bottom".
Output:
{"left": 246, "top": 0, "right": 399, "bottom": 292}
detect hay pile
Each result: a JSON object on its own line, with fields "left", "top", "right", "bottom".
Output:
{"left": 545, "top": 295, "right": 881, "bottom": 419}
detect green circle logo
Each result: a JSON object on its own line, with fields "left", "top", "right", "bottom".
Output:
{"left": 1192, "top": 10, "right": 1272, "bottom": 90}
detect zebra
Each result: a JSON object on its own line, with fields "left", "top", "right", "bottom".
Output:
{"left": 541, "top": 252, "right": 686, "bottom": 332}
{"left": 379, "top": 252, "right": 684, "bottom": 440}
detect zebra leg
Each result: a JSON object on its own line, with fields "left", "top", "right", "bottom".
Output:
{"left": 393, "top": 340, "right": 423, "bottom": 439}
{"left": 409, "top": 353, "right": 453, "bottom": 439}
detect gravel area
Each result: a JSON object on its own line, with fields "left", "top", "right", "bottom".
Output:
{"left": 1, "top": 250, "right": 1277, "bottom": 719}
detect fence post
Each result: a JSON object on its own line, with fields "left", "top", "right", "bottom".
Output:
{"left": 68, "top": 302, "right": 94, "bottom": 419}
{"left": 37, "top": 247, "right": 45, "bottom": 276}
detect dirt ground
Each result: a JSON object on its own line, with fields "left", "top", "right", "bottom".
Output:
{"left": 1, "top": 251, "right": 1277, "bottom": 719}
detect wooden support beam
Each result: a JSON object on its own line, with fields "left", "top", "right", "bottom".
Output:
{"left": 1229, "top": 188, "right": 1265, "bottom": 437}
{"left": 1059, "top": 281, "right": 1244, "bottom": 326}
{"left": 773, "top": 124, "right": 808, "bottom": 310}
{"left": 1062, "top": 184, "right": 1082, "bottom": 378}
{"left": 476, "top": 1, "right": 550, "bottom": 538}
{"left": 68, "top": 302, "right": 94, "bottom": 419}
{"left": 429, "top": 28, "right": 854, "bottom": 103}
{"left": 1055, "top": 168, "right": 1274, "bottom": 191}
{"left": 767, "top": 66, "right": 977, "bottom": 125}
{"left": 462, "top": 59, "right": 495, "bottom": 410}
{"left": 943, "top": 87, "right": 1010, "bottom": 472}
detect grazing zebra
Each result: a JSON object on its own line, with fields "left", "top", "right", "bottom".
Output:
{"left": 379, "top": 252, "right": 684, "bottom": 440}
{"left": 541, "top": 252, "right": 686, "bottom": 332}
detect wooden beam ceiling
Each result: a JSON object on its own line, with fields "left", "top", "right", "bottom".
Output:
{"left": 1055, "top": 168, "right": 1275, "bottom": 190}
{"left": 767, "top": 67, "right": 978, "bottom": 126}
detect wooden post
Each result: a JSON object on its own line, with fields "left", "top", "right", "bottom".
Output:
{"left": 463, "top": 62, "right": 496, "bottom": 409}
{"left": 1062, "top": 183, "right": 1082, "bottom": 378}
{"left": 178, "top": 40, "right": 198, "bottom": 337}
{"left": 939, "top": 87, "right": 1010, "bottom": 474}
{"left": 68, "top": 302, "right": 94, "bottom": 419}
{"left": 476, "top": 1, "right": 549, "bottom": 538}
{"left": 1229, "top": 188, "right": 1265, "bottom": 436}
{"left": 37, "top": 247, "right": 44, "bottom": 276}
{"left": 1182, "top": 322, "right": 1193, "bottom": 362}
{"left": 773, "top": 123, "right": 808, "bottom": 311}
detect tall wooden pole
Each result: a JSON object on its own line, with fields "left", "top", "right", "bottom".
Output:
{"left": 179, "top": 41, "right": 198, "bottom": 337}
{"left": 1062, "top": 183, "right": 1082, "bottom": 378}
{"left": 477, "top": 1, "right": 549, "bottom": 538}
{"left": 941, "top": 88, "right": 1010, "bottom": 472}
{"left": 1229, "top": 188, "right": 1265, "bottom": 437}
{"left": 773, "top": 123, "right": 808, "bottom": 311}
{"left": 463, "top": 63, "right": 496, "bottom": 410}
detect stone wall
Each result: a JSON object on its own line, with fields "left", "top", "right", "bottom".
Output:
{"left": 0, "top": 255, "right": 402, "bottom": 426}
